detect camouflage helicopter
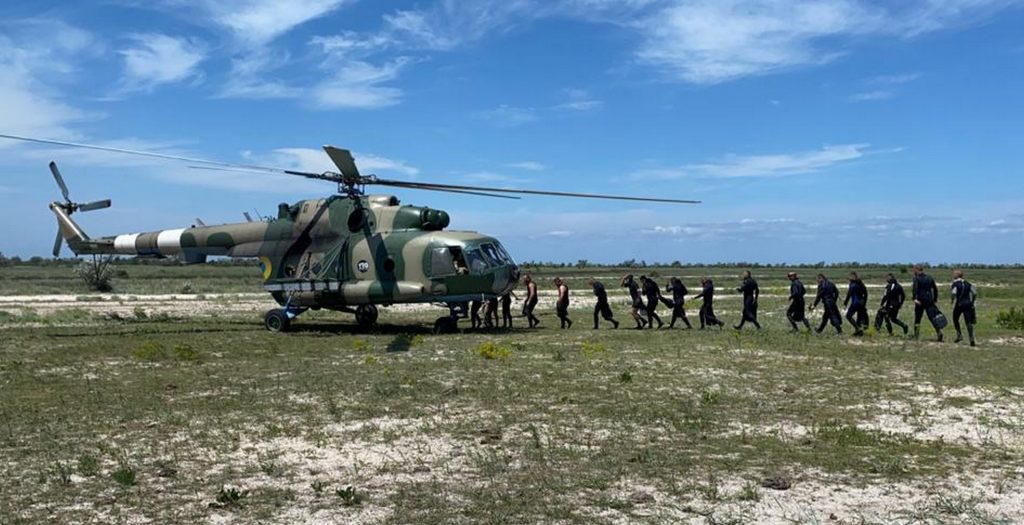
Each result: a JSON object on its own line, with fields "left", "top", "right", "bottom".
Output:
{"left": 1, "top": 134, "right": 698, "bottom": 333}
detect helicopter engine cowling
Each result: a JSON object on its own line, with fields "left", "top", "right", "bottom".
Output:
{"left": 389, "top": 206, "right": 450, "bottom": 231}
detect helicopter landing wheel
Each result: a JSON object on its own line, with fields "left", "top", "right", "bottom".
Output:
{"left": 433, "top": 316, "right": 459, "bottom": 334}
{"left": 355, "top": 304, "right": 379, "bottom": 329}
{"left": 264, "top": 309, "right": 291, "bottom": 333}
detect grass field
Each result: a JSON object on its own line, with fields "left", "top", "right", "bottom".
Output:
{"left": 1, "top": 263, "right": 1023, "bottom": 524}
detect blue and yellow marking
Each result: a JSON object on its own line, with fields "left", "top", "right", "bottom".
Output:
{"left": 259, "top": 256, "right": 273, "bottom": 281}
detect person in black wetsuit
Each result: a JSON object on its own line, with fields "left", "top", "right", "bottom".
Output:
{"left": 695, "top": 276, "right": 723, "bottom": 329}
{"left": 844, "top": 272, "right": 870, "bottom": 336}
{"left": 875, "top": 273, "right": 908, "bottom": 336}
{"left": 912, "top": 264, "right": 944, "bottom": 342}
{"left": 554, "top": 277, "right": 572, "bottom": 329}
{"left": 485, "top": 296, "right": 498, "bottom": 328}
{"left": 665, "top": 277, "right": 692, "bottom": 329}
{"left": 470, "top": 300, "right": 484, "bottom": 329}
{"left": 500, "top": 290, "right": 516, "bottom": 329}
{"left": 621, "top": 274, "right": 647, "bottom": 329}
{"left": 812, "top": 273, "right": 843, "bottom": 334}
{"left": 589, "top": 277, "right": 619, "bottom": 329}
{"left": 734, "top": 270, "right": 761, "bottom": 330}
{"left": 786, "top": 272, "right": 811, "bottom": 332}
{"left": 951, "top": 269, "right": 977, "bottom": 346}
{"left": 640, "top": 275, "right": 664, "bottom": 329}
{"left": 522, "top": 274, "right": 540, "bottom": 328}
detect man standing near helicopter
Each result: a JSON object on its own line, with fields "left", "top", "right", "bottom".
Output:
{"left": 621, "top": 274, "right": 647, "bottom": 329}
{"left": 589, "top": 277, "right": 619, "bottom": 329}
{"left": 554, "top": 277, "right": 573, "bottom": 329}
{"left": 786, "top": 272, "right": 812, "bottom": 332}
{"left": 695, "top": 276, "right": 724, "bottom": 329}
{"left": 522, "top": 274, "right": 540, "bottom": 328}
{"left": 640, "top": 275, "right": 664, "bottom": 329}
{"left": 665, "top": 277, "right": 692, "bottom": 329}
{"left": 734, "top": 270, "right": 761, "bottom": 331}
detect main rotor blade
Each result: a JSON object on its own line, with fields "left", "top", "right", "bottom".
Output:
{"left": 380, "top": 181, "right": 521, "bottom": 200}
{"left": 52, "top": 230, "right": 63, "bottom": 258}
{"left": 49, "top": 161, "right": 70, "bottom": 202}
{"left": 374, "top": 179, "right": 701, "bottom": 204}
{"left": 323, "top": 146, "right": 359, "bottom": 178}
{"left": 78, "top": 199, "right": 112, "bottom": 212}
{"left": 1, "top": 133, "right": 325, "bottom": 179}
{"left": 187, "top": 165, "right": 338, "bottom": 183}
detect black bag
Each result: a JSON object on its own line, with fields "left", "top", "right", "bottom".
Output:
{"left": 926, "top": 305, "right": 948, "bottom": 329}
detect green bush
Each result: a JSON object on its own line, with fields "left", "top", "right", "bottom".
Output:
{"left": 996, "top": 307, "right": 1024, "bottom": 330}
{"left": 476, "top": 341, "right": 511, "bottom": 360}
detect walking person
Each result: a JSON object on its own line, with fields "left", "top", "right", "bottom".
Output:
{"left": 485, "top": 296, "right": 498, "bottom": 328}
{"left": 621, "top": 274, "right": 647, "bottom": 329}
{"left": 786, "top": 272, "right": 812, "bottom": 332}
{"left": 812, "top": 273, "right": 843, "bottom": 334}
{"left": 875, "top": 273, "right": 909, "bottom": 336}
{"left": 951, "top": 270, "right": 978, "bottom": 346}
{"left": 734, "top": 270, "right": 762, "bottom": 331}
{"left": 554, "top": 277, "right": 573, "bottom": 329}
{"left": 500, "top": 290, "right": 516, "bottom": 329}
{"left": 912, "top": 264, "right": 945, "bottom": 342}
{"left": 695, "top": 276, "right": 724, "bottom": 329}
{"left": 640, "top": 275, "right": 664, "bottom": 329}
{"left": 470, "top": 300, "right": 484, "bottom": 329}
{"left": 844, "top": 272, "right": 870, "bottom": 336}
{"left": 589, "top": 277, "right": 619, "bottom": 329}
{"left": 522, "top": 274, "right": 540, "bottom": 328}
{"left": 665, "top": 277, "right": 693, "bottom": 329}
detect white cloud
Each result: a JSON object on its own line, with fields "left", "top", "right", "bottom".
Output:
{"left": 118, "top": 34, "right": 206, "bottom": 92}
{"left": 0, "top": 22, "right": 100, "bottom": 139}
{"left": 635, "top": 0, "right": 882, "bottom": 84}
{"left": 866, "top": 73, "right": 921, "bottom": 85}
{"left": 311, "top": 59, "right": 407, "bottom": 109}
{"left": 553, "top": 88, "right": 603, "bottom": 111}
{"left": 382, "top": 1, "right": 536, "bottom": 51}
{"left": 631, "top": 1, "right": 1019, "bottom": 84}
{"left": 505, "top": 161, "right": 546, "bottom": 171}
{"left": 632, "top": 143, "right": 878, "bottom": 179}
{"left": 357, "top": 153, "right": 420, "bottom": 177}
{"left": 198, "top": 0, "right": 350, "bottom": 46}
{"left": 472, "top": 105, "right": 538, "bottom": 127}
{"left": 849, "top": 90, "right": 894, "bottom": 102}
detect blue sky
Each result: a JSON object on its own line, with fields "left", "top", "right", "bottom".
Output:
{"left": 1, "top": 0, "right": 1022, "bottom": 264}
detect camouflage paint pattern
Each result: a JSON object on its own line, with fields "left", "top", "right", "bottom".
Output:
{"left": 51, "top": 194, "right": 519, "bottom": 309}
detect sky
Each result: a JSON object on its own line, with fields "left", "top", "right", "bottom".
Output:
{"left": 0, "top": 0, "right": 1022, "bottom": 264}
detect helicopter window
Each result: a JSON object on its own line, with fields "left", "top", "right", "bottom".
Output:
{"left": 464, "top": 249, "right": 488, "bottom": 274}
{"left": 430, "top": 247, "right": 465, "bottom": 277}
{"left": 494, "top": 242, "right": 516, "bottom": 265}
{"left": 480, "top": 243, "right": 503, "bottom": 266}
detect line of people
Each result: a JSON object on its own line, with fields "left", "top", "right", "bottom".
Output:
{"left": 497, "top": 265, "right": 979, "bottom": 345}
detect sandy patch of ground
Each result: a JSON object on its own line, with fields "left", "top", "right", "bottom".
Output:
{"left": 860, "top": 384, "right": 1024, "bottom": 449}
{"left": 586, "top": 470, "right": 1024, "bottom": 524}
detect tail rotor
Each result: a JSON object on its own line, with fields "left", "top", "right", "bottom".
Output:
{"left": 48, "top": 161, "right": 110, "bottom": 256}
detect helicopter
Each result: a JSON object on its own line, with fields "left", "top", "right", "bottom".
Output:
{"left": 0, "top": 133, "right": 699, "bottom": 333}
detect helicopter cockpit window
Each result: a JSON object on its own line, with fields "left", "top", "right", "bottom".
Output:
{"left": 464, "top": 248, "right": 488, "bottom": 274}
{"left": 430, "top": 247, "right": 455, "bottom": 277}
{"left": 480, "top": 243, "right": 503, "bottom": 266}
{"left": 431, "top": 246, "right": 470, "bottom": 277}
{"left": 494, "top": 242, "right": 516, "bottom": 265}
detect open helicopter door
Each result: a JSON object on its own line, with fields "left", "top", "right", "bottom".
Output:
{"left": 321, "top": 237, "right": 352, "bottom": 283}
